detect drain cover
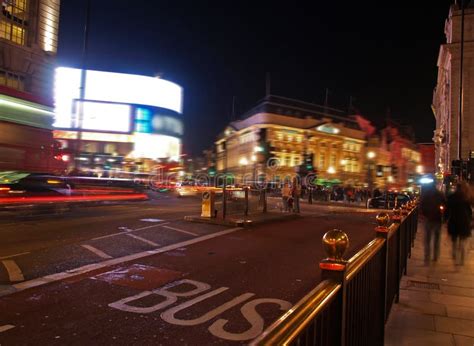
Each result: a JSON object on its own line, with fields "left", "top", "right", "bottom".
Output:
{"left": 407, "top": 280, "right": 440, "bottom": 290}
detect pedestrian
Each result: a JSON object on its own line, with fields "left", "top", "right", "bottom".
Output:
{"left": 420, "top": 183, "right": 445, "bottom": 265}
{"left": 281, "top": 182, "right": 291, "bottom": 212}
{"left": 291, "top": 177, "right": 301, "bottom": 213}
{"left": 446, "top": 182, "right": 472, "bottom": 266}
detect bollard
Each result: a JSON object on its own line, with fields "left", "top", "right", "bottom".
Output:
{"left": 308, "top": 187, "right": 313, "bottom": 204}
{"left": 244, "top": 187, "right": 249, "bottom": 216}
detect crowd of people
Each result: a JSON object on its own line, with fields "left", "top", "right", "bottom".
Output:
{"left": 420, "top": 181, "right": 473, "bottom": 266}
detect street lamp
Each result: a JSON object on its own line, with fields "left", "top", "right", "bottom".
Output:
{"left": 239, "top": 157, "right": 248, "bottom": 185}
{"left": 366, "top": 151, "right": 376, "bottom": 196}
{"left": 340, "top": 159, "right": 347, "bottom": 184}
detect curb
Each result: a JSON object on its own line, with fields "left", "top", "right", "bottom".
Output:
{"left": 184, "top": 213, "right": 301, "bottom": 227}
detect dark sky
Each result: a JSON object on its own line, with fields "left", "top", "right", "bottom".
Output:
{"left": 57, "top": 1, "right": 454, "bottom": 155}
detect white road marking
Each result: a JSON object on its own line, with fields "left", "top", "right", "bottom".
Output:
{"left": 2, "top": 260, "right": 24, "bottom": 282}
{"left": 209, "top": 298, "right": 292, "bottom": 341}
{"left": 161, "top": 290, "right": 254, "bottom": 326}
{"left": 162, "top": 225, "right": 198, "bottom": 237}
{"left": 126, "top": 233, "right": 159, "bottom": 247}
{"left": 140, "top": 218, "right": 164, "bottom": 222}
{"left": 0, "top": 324, "right": 15, "bottom": 333}
{"left": 81, "top": 245, "right": 112, "bottom": 259}
{"left": 91, "top": 232, "right": 128, "bottom": 241}
{"left": 90, "top": 222, "right": 171, "bottom": 241}
{"left": 12, "top": 227, "right": 242, "bottom": 294}
{"left": 133, "top": 222, "right": 170, "bottom": 232}
{"left": 0, "top": 251, "right": 30, "bottom": 260}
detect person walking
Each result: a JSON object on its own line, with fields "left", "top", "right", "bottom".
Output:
{"left": 291, "top": 177, "right": 301, "bottom": 213}
{"left": 420, "top": 184, "right": 445, "bottom": 265}
{"left": 281, "top": 182, "right": 291, "bottom": 212}
{"left": 446, "top": 182, "right": 472, "bottom": 266}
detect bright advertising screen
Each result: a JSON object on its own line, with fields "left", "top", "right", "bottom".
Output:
{"left": 132, "top": 133, "right": 181, "bottom": 160}
{"left": 54, "top": 67, "right": 183, "bottom": 132}
{"left": 80, "top": 101, "right": 131, "bottom": 133}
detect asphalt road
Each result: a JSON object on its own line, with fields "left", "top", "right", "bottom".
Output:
{"left": 0, "top": 194, "right": 379, "bottom": 345}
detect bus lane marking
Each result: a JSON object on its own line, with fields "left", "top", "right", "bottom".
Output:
{"left": 108, "top": 277, "right": 292, "bottom": 342}
{"left": 126, "top": 233, "right": 159, "bottom": 247}
{"left": 81, "top": 245, "right": 112, "bottom": 259}
{"left": 2, "top": 260, "right": 24, "bottom": 282}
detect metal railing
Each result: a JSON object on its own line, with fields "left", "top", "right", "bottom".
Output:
{"left": 251, "top": 200, "right": 418, "bottom": 346}
{"left": 213, "top": 187, "right": 267, "bottom": 219}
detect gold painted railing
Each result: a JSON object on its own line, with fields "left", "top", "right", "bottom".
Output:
{"left": 251, "top": 202, "right": 418, "bottom": 346}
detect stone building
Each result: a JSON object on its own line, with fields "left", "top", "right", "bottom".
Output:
{"left": 215, "top": 95, "right": 367, "bottom": 186}
{"left": 432, "top": 3, "right": 474, "bottom": 174}
{"left": 0, "top": 0, "right": 62, "bottom": 172}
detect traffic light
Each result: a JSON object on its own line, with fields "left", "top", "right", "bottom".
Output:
{"left": 469, "top": 157, "right": 474, "bottom": 182}
{"left": 305, "top": 153, "right": 314, "bottom": 172}
{"left": 451, "top": 160, "right": 461, "bottom": 177}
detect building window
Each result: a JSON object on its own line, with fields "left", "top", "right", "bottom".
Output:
{"left": 0, "top": 20, "right": 25, "bottom": 44}
{"left": 330, "top": 154, "right": 337, "bottom": 167}
{"left": 293, "top": 156, "right": 300, "bottom": 166}
{"left": 1, "top": 0, "right": 28, "bottom": 46}
{"left": 285, "top": 156, "right": 291, "bottom": 166}
{"left": 0, "top": 69, "right": 25, "bottom": 90}
{"left": 319, "top": 153, "right": 325, "bottom": 168}
{"left": 104, "top": 144, "right": 116, "bottom": 154}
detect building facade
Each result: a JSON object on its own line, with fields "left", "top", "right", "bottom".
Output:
{"left": 215, "top": 96, "right": 367, "bottom": 186}
{"left": 432, "top": 3, "right": 474, "bottom": 175}
{"left": 0, "top": 0, "right": 63, "bottom": 173}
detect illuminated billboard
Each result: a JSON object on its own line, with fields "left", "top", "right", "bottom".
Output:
{"left": 132, "top": 133, "right": 181, "bottom": 160}
{"left": 54, "top": 67, "right": 183, "bottom": 132}
{"left": 80, "top": 101, "right": 132, "bottom": 132}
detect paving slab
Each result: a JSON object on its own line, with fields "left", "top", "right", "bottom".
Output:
{"left": 385, "top": 222, "right": 474, "bottom": 345}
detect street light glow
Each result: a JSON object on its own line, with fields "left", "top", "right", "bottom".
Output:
{"left": 367, "top": 151, "right": 376, "bottom": 159}
{"left": 327, "top": 166, "right": 336, "bottom": 174}
{"left": 239, "top": 157, "right": 249, "bottom": 166}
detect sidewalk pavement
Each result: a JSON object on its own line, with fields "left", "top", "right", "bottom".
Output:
{"left": 385, "top": 222, "right": 474, "bottom": 346}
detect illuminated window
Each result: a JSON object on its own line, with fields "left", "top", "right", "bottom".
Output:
{"left": 330, "top": 154, "right": 337, "bottom": 166}
{"left": 0, "top": 69, "right": 25, "bottom": 91}
{"left": 0, "top": 0, "right": 28, "bottom": 46}
{"left": 104, "top": 144, "right": 116, "bottom": 154}
{"left": 285, "top": 156, "right": 291, "bottom": 166}
{"left": 319, "top": 153, "right": 325, "bottom": 168}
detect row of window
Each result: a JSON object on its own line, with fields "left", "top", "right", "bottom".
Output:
{"left": 1, "top": 0, "right": 28, "bottom": 45}
{"left": 0, "top": 69, "right": 24, "bottom": 90}
{"left": 0, "top": 19, "right": 25, "bottom": 44}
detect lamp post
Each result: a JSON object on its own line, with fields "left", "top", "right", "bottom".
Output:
{"left": 239, "top": 157, "right": 248, "bottom": 186}
{"left": 340, "top": 159, "right": 347, "bottom": 185}
{"left": 74, "top": 0, "right": 91, "bottom": 172}
{"left": 367, "top": 151, "right": 376, "bottom": 197}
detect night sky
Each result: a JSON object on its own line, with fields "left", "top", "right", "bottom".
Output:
{"left": 57, "top": 1, "right": 454, "bottom": 155}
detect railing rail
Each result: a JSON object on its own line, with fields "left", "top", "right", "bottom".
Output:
{"left": 251, "top": 201, "right": 418, "bottom": 346}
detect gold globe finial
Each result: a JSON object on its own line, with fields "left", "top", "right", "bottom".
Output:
{"left": 322, "top": 229, "right": 349, "bottom": 261}
{"left": 376, "top": 212, "right": 390, "bottom": 228}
